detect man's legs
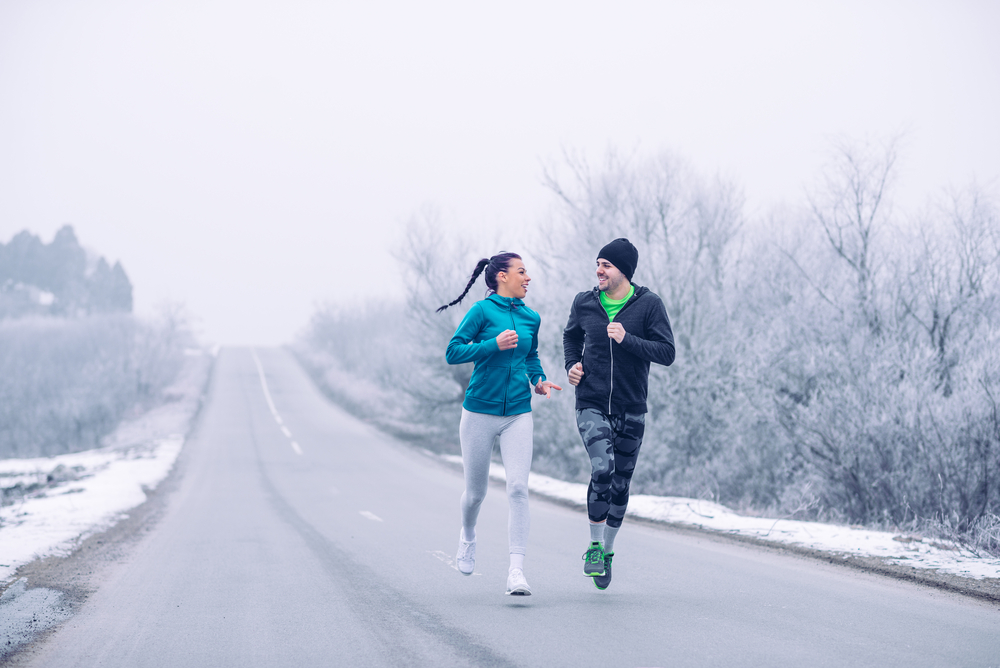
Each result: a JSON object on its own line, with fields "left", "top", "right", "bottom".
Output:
{"left": 577, "top": 408, "right": 614, "bottom": 576}
{"left": 578, "top": 409, "right": 646, "bottom": 586}
{"left": 604, "top": 412, "right": 645, "bottom": 553}
{"left": 577, "top": 408, "right": 615, "bottom": 525}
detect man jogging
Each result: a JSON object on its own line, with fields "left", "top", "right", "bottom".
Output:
{"left": 563, "top": 238, "right": 675, "bottom": 590}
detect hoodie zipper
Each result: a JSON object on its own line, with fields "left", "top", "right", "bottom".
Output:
{"left": 608, "top": 335, "right": 614, "bottom": 414}
{"left": 504, "top": 300, "right": 517, "bottom": 416}
{"left": 605, "top": 289, "right": 639, "bottom": 415}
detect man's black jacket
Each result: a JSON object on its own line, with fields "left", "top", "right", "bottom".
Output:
{"left": 563, "top": 285, "right": 675, "bottom": 415}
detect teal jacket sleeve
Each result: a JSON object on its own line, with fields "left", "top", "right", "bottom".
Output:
{"left": 524, "top": 316, "right": 546, "bottom": 386}
{"left": 445, "top": 304, "right": 499, "bottom": 365}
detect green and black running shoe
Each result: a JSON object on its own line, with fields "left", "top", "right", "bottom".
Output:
{"left": 593, "top": 552, "right": 614, "bottom": 590}
{"left": 582, "top": 541, "right": 606, "bottom": 577}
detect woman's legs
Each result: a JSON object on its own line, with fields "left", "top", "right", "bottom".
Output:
{"left": 459, "top": 409, "right": 534, "bottom": 573}
{"left": 496, "top": 412, "right": 533, "bottom": 563}
{"left": 459, "top": 409, "right": 496, "bottom": 542}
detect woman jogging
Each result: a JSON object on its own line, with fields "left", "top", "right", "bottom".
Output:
{"left": 438, "top": 252, "right": 561, "bottom": 596}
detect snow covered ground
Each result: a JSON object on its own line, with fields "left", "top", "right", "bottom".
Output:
{"left": 440, "top": 455, "right": 1000, "bottom": 582}
{"left": 0, "top": 350, "right": 213, "bottom": 586}
{"left": 2, "top": 349, "right": 997, "bottom": 590}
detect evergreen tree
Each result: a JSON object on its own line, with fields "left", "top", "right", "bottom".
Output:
{"left": 0, "top": 225, "right": 133, "bottom": 318}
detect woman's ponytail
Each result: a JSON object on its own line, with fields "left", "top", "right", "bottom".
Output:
{"left": 436, "top": 259, "right": 490, "bottom": 312}
{"left": 436, "top": 252, "right": 522, "bottom": 313}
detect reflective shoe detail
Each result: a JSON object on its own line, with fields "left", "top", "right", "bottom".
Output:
{"left": 582, "top": 541, "right": 606, "bottom": 577}
{"left": 505, "top": 568, "right": 532, "bottom": 596}
{"left": 456, "top": 535, "right": 476, "bottom": 575}
{"left": 593, "top": 552, "right": 613, "bottom": 590}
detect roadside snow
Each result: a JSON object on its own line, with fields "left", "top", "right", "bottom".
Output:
{"left": 3, "top": 347, "right": 996, "bottom": 590}
{"left": 440, "top": 455, "right": 1000, "bottom": 581}
{"left": 0, "top": 352, "right": 212, "bottom": 585}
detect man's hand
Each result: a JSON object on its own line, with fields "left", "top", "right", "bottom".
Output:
{"left": 568, "top": 362, "right": 584, "bottom": 386}
{"left": 607, "top": 323, "right": 626, "bottom": 343}
{"left": 534, "top": 380, "right": 563, "bottom": 398}
{"left": 496, "top": 329, "right": 518, "bottom": 350}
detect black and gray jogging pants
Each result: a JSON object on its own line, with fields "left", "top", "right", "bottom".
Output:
{"left": 576, "top": 408, "right": 646, "bottom": 528}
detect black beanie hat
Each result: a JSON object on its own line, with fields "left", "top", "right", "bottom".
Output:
{"left": 597, "top": 238, "right": 638, "bottom": 281}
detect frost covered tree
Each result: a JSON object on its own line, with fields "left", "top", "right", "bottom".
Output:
{"left": 295, "top": 142, "right": 1000, "bottom": 554}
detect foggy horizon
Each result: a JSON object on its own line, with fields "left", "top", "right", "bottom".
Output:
{"left": 2, "top": 0, "right": 998, "bottom": 345}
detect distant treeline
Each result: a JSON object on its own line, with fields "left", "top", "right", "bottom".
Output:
{"left": 295, "top": 140, "right": 1000, "bottom": 555}
{"left": 0, "top": 226, "right": 190, "bottom": 459}
{"left": 0, "top": 225, "right": 132, "bottom": 319}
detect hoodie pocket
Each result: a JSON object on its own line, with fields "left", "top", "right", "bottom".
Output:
{"left": 470, "top": 365, "right": 503, "bottom": 400}
{"left": 508, "top": 369, "right": 532, "bottom": 405}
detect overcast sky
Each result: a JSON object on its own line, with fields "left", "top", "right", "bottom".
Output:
{"left": 1, "top": 1, "right": 998, "bottom": 345}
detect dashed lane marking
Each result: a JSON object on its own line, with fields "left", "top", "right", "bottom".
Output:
{"left": 359, "top": 511, "right": 383, "bottom": 522}
{"left": 251, "top": 349, "right": 303, "bottom": 456}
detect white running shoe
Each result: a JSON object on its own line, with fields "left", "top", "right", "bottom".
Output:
{"left": 505, "top": 568, "right": 531, "bottom": 596}
{"left": 456, "top": 534, "right": 476, "bottom": 575}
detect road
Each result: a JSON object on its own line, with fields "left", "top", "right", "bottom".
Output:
{"left": 18, "top": 348, "right": 1000, "bottom": 667}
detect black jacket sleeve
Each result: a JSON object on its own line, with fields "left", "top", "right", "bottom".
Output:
{"left": 563, "top": 294, "right": 586, "bottom": 371}
{"left": 619, "top": 294, "right": 675, "bottom": 366}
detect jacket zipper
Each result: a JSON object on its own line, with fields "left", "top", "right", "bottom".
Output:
{"left": 504, "top": 303, "right": 516, "bottom": 415}
{"left": 605, "top": 290, "right": 638, "bottom": 415}
{"left": 608, "top": 335, "right": 614, "bottom": 414}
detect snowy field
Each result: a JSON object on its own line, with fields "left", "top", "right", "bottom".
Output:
{"left": 441, "top": 455, "right": 1000, "bottom": 582}
{"left": 0, "top": 350, "right": 213, "bottom": 585}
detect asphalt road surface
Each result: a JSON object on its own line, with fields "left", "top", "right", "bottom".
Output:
{"left": 18, "top": 348, "right": 1000, "bottom": 667}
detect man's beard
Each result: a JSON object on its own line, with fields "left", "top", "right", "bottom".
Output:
{"left": 599, "top": 275, "right": 623, "bottom": 293}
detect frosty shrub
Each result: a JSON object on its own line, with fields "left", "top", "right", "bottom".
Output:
{"left": 0, "top": 312, "right": 189, "bottom": 458}
{"left": 292, "top": 301, "right": 423, "bottom": 442}
{"left": 772, "top": 142, "right": 1000, "bottom": 545}
{"left": 294, "top": 209, "right": 485, "bottom": 452}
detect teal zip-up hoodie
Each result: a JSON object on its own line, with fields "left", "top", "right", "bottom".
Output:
{"left": 445, "top": 293, "right": 547, "bottom": 416}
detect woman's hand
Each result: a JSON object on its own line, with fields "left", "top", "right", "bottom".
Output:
{"left": 496, "top": 329, "right": 519, "bottom": 351}
{"left": 568, "top": 362, "right": 584, "bottom": 386}
{"left": 534, "top": 380, "right": 563, "bottom": 398}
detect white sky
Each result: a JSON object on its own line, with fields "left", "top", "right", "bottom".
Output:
{"left": 1, "top": 1, "right": 998, "bottom": 344}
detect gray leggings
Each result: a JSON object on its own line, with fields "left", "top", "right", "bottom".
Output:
{"left": 459, "top": 408, "right": 533, "bottom": 555}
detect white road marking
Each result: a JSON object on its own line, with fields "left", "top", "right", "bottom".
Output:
{"left": 428, "top": 550, "right": 481, "bottom": 575}
{"left": 250, "top": 350, "right": 279, "bottom": 416}
{"left": 250, "top": 349, "right": 303, "bottom": 456}
{"left": 359, "top": 511, "right": 383, "bottom": 522}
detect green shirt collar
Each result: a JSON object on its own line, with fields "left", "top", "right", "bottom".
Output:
{"left": 599, "top": 284, "right": 634, "bottom": 321}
